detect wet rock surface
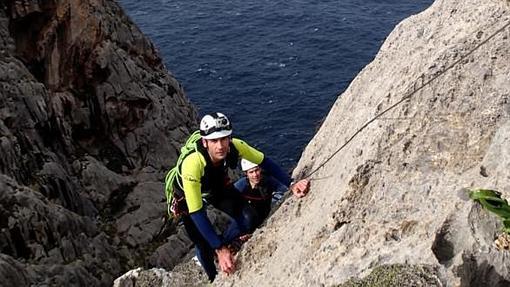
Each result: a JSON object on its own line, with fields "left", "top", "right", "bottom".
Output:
{"left": 0, "top": 0, "right": 196, "bottom": 286}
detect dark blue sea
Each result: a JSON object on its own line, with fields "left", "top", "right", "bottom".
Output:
{"left": 118, "top": 0, "right": 433, "bottom": 170}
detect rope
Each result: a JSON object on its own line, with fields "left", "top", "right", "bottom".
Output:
{"left": 302, "top": 19, "right": 510, "bottom": 180}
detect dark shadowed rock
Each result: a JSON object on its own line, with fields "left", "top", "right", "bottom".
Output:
{"left": 0, "top": 0, "right": 197, "bottom": 285}
{"left": 0, "top": 254, "right": 30, "bottom": 287}
{"left": 0, "top": 174, "right": 116, "bottom": 286}
{"left": 148, "top": 225, "right": 192, "bottom": 269}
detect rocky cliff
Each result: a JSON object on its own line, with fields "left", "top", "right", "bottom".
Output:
{"left": 117, "top": 0, "right": 510, "bottom": 286}
{"left": 217, "top": 0, "right": 510, "bottom": 286}
{"left": 0, "top": 0, "right": 196, "bottom": 286}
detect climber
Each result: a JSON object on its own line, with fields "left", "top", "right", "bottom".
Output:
{"left": 232, "top": 158, "right": 309, "bottom": 232}
{"left": 172, "top": 112, "right": 310, "bottom": 282}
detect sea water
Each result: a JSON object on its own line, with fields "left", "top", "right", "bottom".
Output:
{"left": 118, "top": 0, "right": 433, "bottom": 169}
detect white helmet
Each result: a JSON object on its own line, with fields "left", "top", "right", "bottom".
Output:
{"left": 241, "top": 158, "right": 258, "bottom": 171}
{"left": 200, "top": 112, "right": 232, "bottom": 139}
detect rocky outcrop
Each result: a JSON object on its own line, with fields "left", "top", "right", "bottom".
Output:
{"left": 0, "top": 0, "right": 196, "bottom": 286}
{"left": 113, "top": 259, "right": 209, "bottom": 287}
{"left": 214, "top": 0, "right": 510, "bottom": 286}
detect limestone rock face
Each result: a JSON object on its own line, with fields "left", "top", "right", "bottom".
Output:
{"left": 214, "top": 0, "right": 510, "bottom": 286}
{"left": 0, "top": 0, "right": 196, "bottom": 286}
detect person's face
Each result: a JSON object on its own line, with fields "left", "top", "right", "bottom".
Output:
{"left": 246, "top": 166, "right": 262, "bottom": 185}
{"left": 203, "top": 136, "right": 230, "bottom": 164}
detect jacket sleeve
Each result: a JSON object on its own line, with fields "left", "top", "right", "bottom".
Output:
{"left": 233, "top": 177, "right": 248, "bottom": 193}
{"left": 189, "top": 209, "right": 223, "bottom": 249}
{"left": 268, "top": 176, "right": 288, "bottom": 205}
{"left": 232, "top": 138, "right": 264, "bottom": 164}
{"left": 232, "top": 138, "right": 292, "bottom": 186}
{"left": 181, "top": 152, "right": 206, "bottom": 213}
{"left": 259, "top": 157, "right": 292, "bottom": 187}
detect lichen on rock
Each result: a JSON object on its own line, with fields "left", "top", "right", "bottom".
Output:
{"left": 336, "top": 264, "right": 442, "bottom": 287}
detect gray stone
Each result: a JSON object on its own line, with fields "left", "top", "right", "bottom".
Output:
{"left": 0, "top": 254, "right": 30, "bottom": 287}
{"left": 148, "top": 227, "right": 192, "bottom": 269}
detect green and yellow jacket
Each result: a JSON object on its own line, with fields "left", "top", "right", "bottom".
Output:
{"left": 181, "top": 137, "right": 291, "bottom": 249}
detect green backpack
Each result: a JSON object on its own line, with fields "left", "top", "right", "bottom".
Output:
{"left": 164, "top": 130, "right": 202, "bottom": 217}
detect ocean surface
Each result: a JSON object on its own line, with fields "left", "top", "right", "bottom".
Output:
{"left": 118, "top": 0, "right": 433, "bottom": 170}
